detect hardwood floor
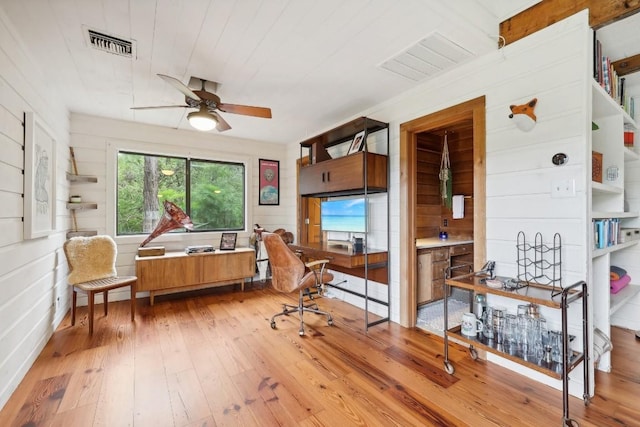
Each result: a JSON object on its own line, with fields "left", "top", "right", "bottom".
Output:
{"left": 1, "top": 283, "right": 638, "bottom": 426}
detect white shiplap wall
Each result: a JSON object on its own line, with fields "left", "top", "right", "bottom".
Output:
{"left": 0, "top": 10, "right": 71, "bottom": 410}
{"left": 68, "top": 113, "right": 293, "bottom": 304}
{"left": 0, "top": 9, "right": 292, "bottom": 410}
{"left": 0, "top": 6, "right": 621, "bottom": 409}
{"left": 308, "top": 11, "right": 594, "bottom": 397}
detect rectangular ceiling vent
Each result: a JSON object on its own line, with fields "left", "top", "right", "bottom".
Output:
{"left": 379, "top": 32, "right": 473, "bottom": 82}
{"left": 87, "top": 29, "right": 134, "bottom": 58}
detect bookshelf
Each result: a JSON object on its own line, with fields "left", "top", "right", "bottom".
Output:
{"left": 590, "top": 43, "right": 639, "bottom": 371}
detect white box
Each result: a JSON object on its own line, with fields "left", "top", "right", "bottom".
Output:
{"left": 619, "top": 228, "right": 640, "bottom": 243}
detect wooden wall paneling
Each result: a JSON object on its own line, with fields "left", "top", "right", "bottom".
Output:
{"left": 416, "top": 134, "right": 442, "bottom": 234}
{"left": 399, "top": 96, "right": 485, "bottom": 328}
{"left": 443, "top": 130, "right": 474, "bottom": 239}
{"left": 414, "top": 124, "right": 475, "bottom": 240}
{"left": 415, "top": 205, "right": 440, "bottom": 239}
{"left": 416, "top": 182, "right": 440, "bottom": 204}
{"left": 415, "top": 149, "right": 440, "bottom": 205}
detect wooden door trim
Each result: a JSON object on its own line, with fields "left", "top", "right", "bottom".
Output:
{"left": 399, "top": 96, "right": 486, "bottom": 328}
{"left": 297, "top": 156, "right": 322, "bottom": 246}
{"left": 297, "top": 157, "right": 305, "bottom": 244}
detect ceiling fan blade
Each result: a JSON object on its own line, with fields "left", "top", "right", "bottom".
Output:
{"left": 218, "top": 103, "right": 272, "bottom": 118}
{"left": 194, "top": 90, "right": 220, "bottom": 103}
{"left": 212, "top": 111, "right": 231, "bottom": 132}
{"left": 131, "top": 105, "right": 190, "bottom": 110}
{"left": 157, "top": 74, "right": 201, "bottom": 101}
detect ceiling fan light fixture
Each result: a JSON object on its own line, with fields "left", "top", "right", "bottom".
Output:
{"left": 187, "top": 106, "right": 217, "bottom": 131}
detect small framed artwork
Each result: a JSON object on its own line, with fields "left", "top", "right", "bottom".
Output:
{"left": 347, "top": 130, "right": 366, "bottom": 155}
{"left": 24, "top": 112, "right": 57, "bottom": 239}
{"left": 259, "top": 158, "right": 279, "bottom": 205}
{"left": 219, "top": 232, "right": 237, "bottom": 250}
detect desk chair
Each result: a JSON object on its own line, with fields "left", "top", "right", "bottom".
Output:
{"left": 63, "top": 235, "right": 137, "bottom": 334}
{"left": 263, "top": 232, "right": 334, "bottom": 335}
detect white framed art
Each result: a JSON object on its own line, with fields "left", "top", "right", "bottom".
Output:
{"left": 347, "top": 130, "right": 366, "bottom": 155}
{"left": 24, "top": 112, "right": 57, "bottom": 239}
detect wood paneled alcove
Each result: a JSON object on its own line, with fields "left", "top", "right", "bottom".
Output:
{"left": 399, "top": 96, "right": 486, "bottom": 328}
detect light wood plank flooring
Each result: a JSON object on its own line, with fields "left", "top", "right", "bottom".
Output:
{"left": 0, "top": 283, "right": 638, "bottom": 426}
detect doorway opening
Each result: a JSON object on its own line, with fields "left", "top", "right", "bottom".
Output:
{"left": 399, "top": 96, "right": 486, "bottom": 329}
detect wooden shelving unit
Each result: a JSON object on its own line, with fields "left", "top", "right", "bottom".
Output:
{"left": 66, "top": 148, "right": 98, "bottom": 239}
{"left": 297, "top": 117, "right": 390, "bottom": 330}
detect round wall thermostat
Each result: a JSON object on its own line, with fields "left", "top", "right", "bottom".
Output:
{"left": 552, "top": 153, "right": 568, "bottom": 166}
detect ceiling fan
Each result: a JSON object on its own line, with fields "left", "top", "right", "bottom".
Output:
{"left": 131, "top": 74, "right": 272, "bottom": 132}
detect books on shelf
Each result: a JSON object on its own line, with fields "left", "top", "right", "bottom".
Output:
{"left": 593, "top": 218, "right": 620, "bottom": 249}
{"left": 593, "top": 36, "right": 635, "bottom": 117}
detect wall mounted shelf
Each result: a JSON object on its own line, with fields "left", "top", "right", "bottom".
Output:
{"left": 66, "top": 202, "right": 98, "bottom": 210}
{"left": 66, "top": 148, "right": 98, "bottom": 239}
{"left": 66, "top": 172, "right": 98, "bottom": 183}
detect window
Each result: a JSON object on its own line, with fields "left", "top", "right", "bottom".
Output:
{"left": 117, "top": 151, "right": 245, "bottom": 235}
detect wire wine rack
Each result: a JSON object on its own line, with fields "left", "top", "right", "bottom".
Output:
{"left": 516, "top": 231, "right": 562, "bottom": 295}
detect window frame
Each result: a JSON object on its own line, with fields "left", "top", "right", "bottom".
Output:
{"left": 106, "top": 140, "right": 253, "bottom": 246}
{"left": 116, "top": 151, "right": 246, "bottom": 235}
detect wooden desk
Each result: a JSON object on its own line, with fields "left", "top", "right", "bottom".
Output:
{"left": 288, "top": 242, "right": 388, "bottom": 284}
{"left": 135, "top": 248, "right": 256, "bottom": 305}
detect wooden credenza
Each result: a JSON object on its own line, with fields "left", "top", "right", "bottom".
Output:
{"left": 135, "top": 248, "right": 256, "bottom": 305}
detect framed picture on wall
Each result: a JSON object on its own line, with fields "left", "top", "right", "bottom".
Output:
{"left": 259, "top": 158, "right": 279, "bottom": 205}
{"left": 219, "top": 232, "right": 237, "bottom": 250}
{"left": 24, "top": 112, "right": 57, "bottom": 239}
{"left": 347, "top": 130, "right": 366, "bottom": 155}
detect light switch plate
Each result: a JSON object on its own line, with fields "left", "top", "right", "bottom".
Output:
{"left": 551, "top": 179, "right": 576, "bottom": 198}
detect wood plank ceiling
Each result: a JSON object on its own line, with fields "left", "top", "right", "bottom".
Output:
{"left": 2, "top": 1, "right": 634, "bottom": 145}
{"left": 0, "top": 0, "right": 531, "bottom": 144}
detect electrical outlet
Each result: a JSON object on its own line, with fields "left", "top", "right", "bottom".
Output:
{"left": 443, "top": 219, "right": 448, "bottom": 227}
{"left": 551, "top": 179, "right": 576, "bottom": 198}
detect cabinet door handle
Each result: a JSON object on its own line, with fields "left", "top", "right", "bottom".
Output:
{"left": 327, "top": 171, "right": 330, "bottom": 181}
{"left": 322, "top": 172, "right": 325, "bottom": 182}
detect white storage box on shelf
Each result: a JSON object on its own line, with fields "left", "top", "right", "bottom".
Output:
{"left": 619, "top": 228, "right": 640, "bottom": 243}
